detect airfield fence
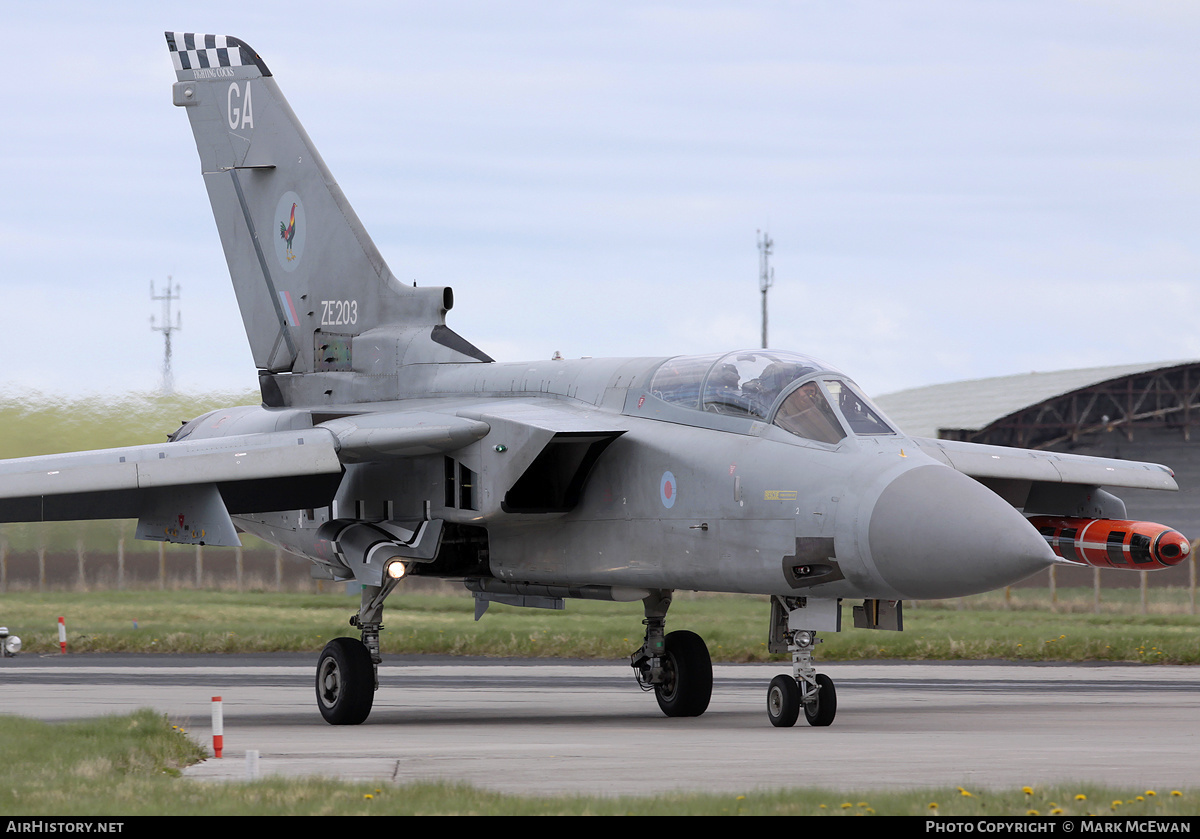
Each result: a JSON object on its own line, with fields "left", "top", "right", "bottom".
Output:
{"left": 0, "top": 539, "right": 317, "bottom": 593}
{"left": 0, "top": 531, "right": 1196, "bottom": 615}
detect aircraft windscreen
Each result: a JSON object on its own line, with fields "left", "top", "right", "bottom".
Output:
{"left": 824, "top": 379, "right": 896, "bottom": 436}
{"left": 772, "top": 382, "right": 846, "bottom": 444}
{"left": 650, "top": 351, "right": 830, "bottom": 420}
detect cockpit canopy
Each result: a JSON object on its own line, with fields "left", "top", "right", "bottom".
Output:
{"left": 649, "top": 350, "right": 895, "bottom": 444}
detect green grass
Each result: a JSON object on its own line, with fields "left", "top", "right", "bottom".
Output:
{"left": 0, "top": 389, "right": 259, "bottom": 552}
{"left": 0, "top": 389, "right": 258, "bottom": 460}
{"left": 1, "top": 712, "right": 1196, "bottom": 815}
{"left": 3, "top": 588, "right": 1199, "bottom": 662}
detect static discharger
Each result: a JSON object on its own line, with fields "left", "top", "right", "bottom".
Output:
{"left": 1028, "top": 516, "right": 1191, "bottom": 570}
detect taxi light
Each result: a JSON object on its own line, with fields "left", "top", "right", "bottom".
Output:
{"left": 385, "top": 560, "right": 408, "bottom": 580}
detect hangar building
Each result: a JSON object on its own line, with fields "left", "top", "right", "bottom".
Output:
{"left": 875, "top": 361, "right": 1200, "bottom": 587}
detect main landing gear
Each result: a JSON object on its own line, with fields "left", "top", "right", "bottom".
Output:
{"left": 765, "top": 596, "right": 837, "bottom": 728}
{"left": 630, "top": 590, "right": 713, "bottom": 717}
{"left": 316, "top": 579, "right": 400, "bottom": 725}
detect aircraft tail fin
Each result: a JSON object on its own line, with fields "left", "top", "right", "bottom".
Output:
{"left": 165, "top": 33, "right": 488, "bottom": 396}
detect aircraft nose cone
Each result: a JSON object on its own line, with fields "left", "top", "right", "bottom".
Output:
{"left": 867, "top": 465, "right": 1055, "bottom": 599}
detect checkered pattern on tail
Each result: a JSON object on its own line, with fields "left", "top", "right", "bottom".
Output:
{"left": 165, "top": 32, "right": 249, "bottom": 72}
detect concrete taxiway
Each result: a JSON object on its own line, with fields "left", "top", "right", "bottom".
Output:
{"left": 3, "top": 654, "right": 1198, "bottom": 795}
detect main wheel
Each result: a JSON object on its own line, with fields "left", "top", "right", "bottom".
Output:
{"left": 766, "top": 674, "right": 800, "bottom": 727}
{"left": 316, "top": 637, "right": 375, "bottom": 725}
{"left": 654, "top": 630, "right": 713, "bottom": 717}
{"left": 803, "top": 673, "right": 837, "bottom": 726}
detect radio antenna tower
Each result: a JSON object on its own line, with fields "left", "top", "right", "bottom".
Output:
{"left": 150, "top": 277, "right": 182, "bottom": 394}
{"left": 757, "top": 230, "right": 774, "bottom": 348}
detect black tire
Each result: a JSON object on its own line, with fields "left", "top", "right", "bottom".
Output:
{"left": 654, "top": 630, "right": 713, "bottom": 717}
{"left": 803, "top": 673, "right": 837, "bottom": 727}
{"left": 316, "top": 637, "right": 375, "bottom": 725}
{"left": 766, "top": 674, "right": 800, "bottom": 727}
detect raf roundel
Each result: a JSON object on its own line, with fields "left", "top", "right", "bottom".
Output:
{"left": 273, "top": 191, "right": 306, "bottom": 271}
{"left": 660, "top": 471, "right": 677, "bottom": 509}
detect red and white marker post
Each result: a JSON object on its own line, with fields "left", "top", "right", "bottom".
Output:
{"left": 58, "top": 617, "right": 66, "bottom": 654}
{"left": 211, "top": 696, "right": 224, "bottom": 758}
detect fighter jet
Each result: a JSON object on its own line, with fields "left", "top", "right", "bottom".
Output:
{"left": 0, "top": 33, "right": 1187, "bottom": 728}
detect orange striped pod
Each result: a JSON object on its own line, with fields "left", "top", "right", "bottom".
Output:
{"left": 1027, "top": 516, "right": 1190, "bottom": 570}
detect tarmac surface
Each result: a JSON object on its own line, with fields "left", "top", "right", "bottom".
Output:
{"left": 3, "top": 653, "right": 1198, "bottom": 795}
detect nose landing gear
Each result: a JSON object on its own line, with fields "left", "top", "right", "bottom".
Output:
{"left": 766, "top": 596, "right": 838, "bottom": 728}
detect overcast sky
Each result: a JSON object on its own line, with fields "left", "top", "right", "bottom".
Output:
{"left": 2, "top": 1, "right": 1197, "bottom": 401}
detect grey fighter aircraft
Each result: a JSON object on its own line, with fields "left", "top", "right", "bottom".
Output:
{"left": 0, "top": 33, "right": 1188, "bottom": 728}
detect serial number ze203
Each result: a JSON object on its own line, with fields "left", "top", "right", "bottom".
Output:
{"left": 321, "top": 299, "right": 358, "bottom": 326}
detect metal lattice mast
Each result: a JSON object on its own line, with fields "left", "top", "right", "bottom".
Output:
{"left": 757, "top": 230, "right": 774, "bottom": 348}
{"left": 150, "top": 277, "right": 182, "bottom": 394}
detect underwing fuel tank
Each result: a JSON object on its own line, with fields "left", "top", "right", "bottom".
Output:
{"left": 1027, "top": 516, "right": 1191, "bottom": 570}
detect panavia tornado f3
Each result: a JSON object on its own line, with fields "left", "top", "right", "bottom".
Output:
{"left": 0, "top": 33, "right": 1187, "bottom": 728}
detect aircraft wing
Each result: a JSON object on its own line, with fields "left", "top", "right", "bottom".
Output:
{"left": 912, "top": 437, "right": 1177, "bottom": 491}
{"left": 0, "top": 429, "right": 344, "bottom": 544}
{"left": 0, "top": 411, "right": 494, "bottom": 546}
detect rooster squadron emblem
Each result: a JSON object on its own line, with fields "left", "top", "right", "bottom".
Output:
{"left": 280, "top": 203, "right": 298, "bottom": 260}
{"left": 272, "top": 191, "right": 305, "bottom": 272}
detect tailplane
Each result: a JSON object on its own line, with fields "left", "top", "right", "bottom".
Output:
{"left": 166, "top": 33, "right": 489, "bottom": 403}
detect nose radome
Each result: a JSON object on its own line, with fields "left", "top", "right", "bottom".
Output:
{"left": 867, "top": 464, "right": 1055, "bottom": 599}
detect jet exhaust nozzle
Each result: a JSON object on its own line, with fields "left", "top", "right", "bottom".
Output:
{"left": 1028, "top": 516, "right": 1190, "bottom": 570}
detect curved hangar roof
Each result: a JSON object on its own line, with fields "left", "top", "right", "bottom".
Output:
{"left": 874, "top": 360, "right": 1200, "bottom": 446}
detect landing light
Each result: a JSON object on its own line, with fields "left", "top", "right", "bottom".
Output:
{"left": 385, "top": 560, "right": 409, "bottom": 580}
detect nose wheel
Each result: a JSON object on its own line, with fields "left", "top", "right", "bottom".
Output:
{"left": 767, "top": 675, "right": 800, "bottom": 727}
{"left": 767, "top": 671, "right": 837, "bottom": 727}
{"left": 765, "top": 612, "right": 838, "bottom": 728}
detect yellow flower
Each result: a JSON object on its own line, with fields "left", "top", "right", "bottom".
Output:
{"left": 1051, "top": 809, "right": 1063, "bottom": 815}
{"left": 1022, "top": 786, "right": 1033, "bottom": 795}
{"left": 1146, "top": 790, "right": 1157, "bottom": 797}
{"left": 363, "top": 794, "right": 373, "bottom": 800}
{"left": 1111, "top": 800, "right": 1122, "bottom": 809}
{"left": 1027, "top": 810, "right": 1039, "bottom": 816}
{"left": 736, "top": 795, "right": 745, "bottom": 801}
{"left": 841, "top": 802, "right": 852, "bottom": 809}
{"left": 958, "top": 787, "right": 973, "bottom": 797}
{"left": 1075, "top": 794, "right": 1087, "bottom": 801}
{"left": 1171, "top": 791, "right": 1182, "bottom": 797}
{"left": 928, "top": 803, "right": 938, "bottom": 810}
